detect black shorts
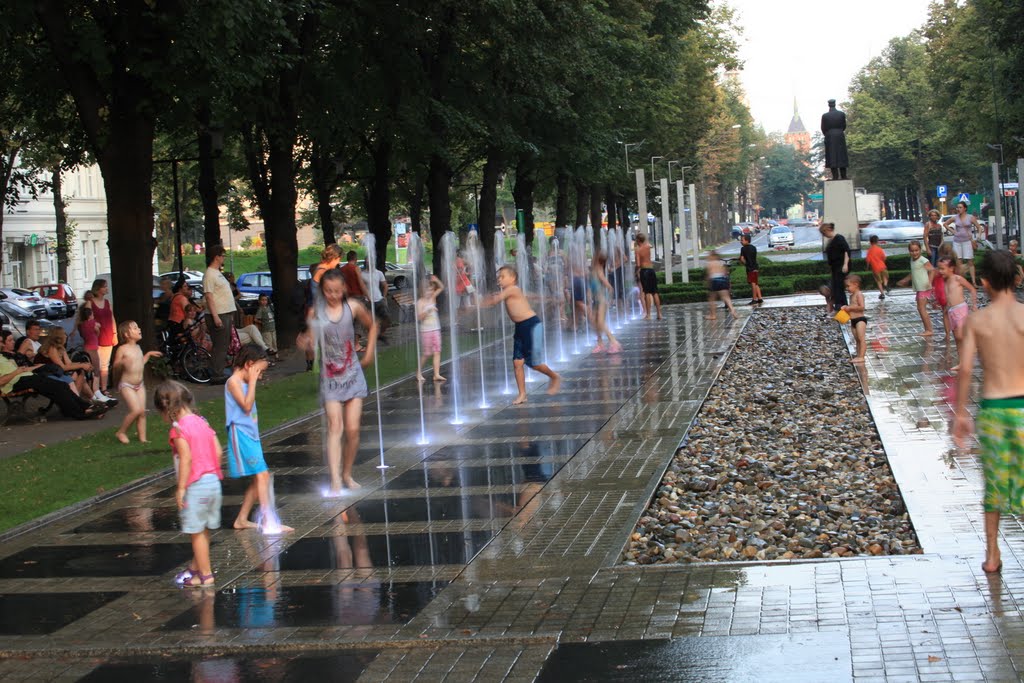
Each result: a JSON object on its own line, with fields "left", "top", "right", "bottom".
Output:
{"left": 639, "top": 268, "right": 659, "bottom": 294}
{"left": 710, "top": 276, "right": 730, "bottom": 292}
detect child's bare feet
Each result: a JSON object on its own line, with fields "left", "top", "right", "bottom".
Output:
{"left": 921, "top": 331, "right": 934, "bottom": 337}
{"left": 261, "top": 522, "right": 294, "bottom": 534}
{"left": 851, "top": 358, "right": 865, "bottom": 364}
{"left": 434, "top": 375, "right": 447, "bottom": 383}
{"left": 115, "top": 432, "right": 130, "bottom": 444}
{"left": 708, "top": 314, "right": 717, "bottom": 320}
{"left": 233, "top": 518, "right": 259, "bottom": 530}
{"left": 547, "top": 375, "right": 561, "bottom": 395}
{"left": 513, "top": 393, "right": 528, "bottom": 405}
{"left": 950, "top": 364, "right": 960, "bottom": 372}
{"left": 343, "top": 477, "right": 361, "bottom": 490}
{"left": 416, "top": 375, "right": 425, "bottom": 382}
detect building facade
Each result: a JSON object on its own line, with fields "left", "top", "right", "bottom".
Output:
{"left": 1, "top": 164, "right": 111, "bottom": 296}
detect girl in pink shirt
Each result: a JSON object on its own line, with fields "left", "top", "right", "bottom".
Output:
{"left": 154, "top": 380, "right": 223, "bottom": 588}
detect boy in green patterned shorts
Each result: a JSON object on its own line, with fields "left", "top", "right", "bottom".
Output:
{"left": 953, "top": 250, "right": 1024, "bottom": 574}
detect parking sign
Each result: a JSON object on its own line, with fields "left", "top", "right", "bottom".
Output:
{"left": 936, "top": 184, "right": 947, "bottom": 198}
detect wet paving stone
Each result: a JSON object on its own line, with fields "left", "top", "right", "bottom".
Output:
{"left": 0, "top": 543, "right": 195, "bottom": 579}
{"left": 326, "top": 493, "right": 532, "bottom": 524}
{"left": 77, "top": 649, "right": 379, "bottom": 682}
{"left": 382, "top": 463, "right": 559, "bottom": 490}
{"left": 161, "top": 581, "right": 448, "bottom": 629}
{"left": 276, "top": 532, "right": 495, "bottom": 569}
{"left": 0, "top": 592, "right": 125, "bottom": 635}
{"left": 491, "top": 402, "right": 621, "bottom": 419}
{"left": 262, "top": 447, "right": 381, "bottom": 468}
{"left": 425, "top": 438, "right": 586, "bottom": 461}
{"left": 465, "top": 418, "right": 609, "bottom": 439}
{"left": 68, "top": 505, "right": 260, "bottom": 534}
{"left": 537, "top": 632, "right": 853, "bottom": 682}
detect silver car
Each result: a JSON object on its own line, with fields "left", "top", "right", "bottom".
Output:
{"left": 860, "top": 219, "right": 925, "bottom": 244}
{"left": 767, "top": 226, "right": 794, "bottom": 248}
{"left": 0, "top": 288, "right": 48, "bottom": 319}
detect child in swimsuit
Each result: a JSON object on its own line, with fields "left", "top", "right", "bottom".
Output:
{"left": 705, "top": 251, "right": 737, "bottom": 320}
{"left": 937, "top": 256, "right": 977, "bottom": 371}
{"left": 112, "top": 320, "right": 162, "bottom": 444}
{"left": 416, "top": 275, "right": 446, "bottom": 382}
{"left": 897, "top": 241, "right": 934, "bottom": 337}
{"left": 483, "top": 266, "right": 561, "bottom": 405}
{"left": 842, "top": 274, "right": 868, "bottom": 364}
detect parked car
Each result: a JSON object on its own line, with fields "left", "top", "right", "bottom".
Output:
{"left": 731, "top": 225, "right": 743, "bottom": 239}
{"left": 0, "top": 300, "right": 58, "bottom": 337}
{"left": 787, "top": 218, "right": 817, "bottom": 229}
{"left": 767, "top": 225, "right": 795, "bottom": 249}
{"left": 29, "top": 283, "right": 77, "bottom": 318}
{"left": 860, "top": 219, "right": 926, "bottom": 244}
{"left": 0, "top": 288, "right": 48, "bottom": 319}
{"left": 158, "top": 270, "right": 205, "bottom": 287}
{"left": 237, "top": 267, "right": 314, "bottom": 298}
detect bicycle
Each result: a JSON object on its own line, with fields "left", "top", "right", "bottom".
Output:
{"left": 158, "top": 317, "right": 214, "bottom": 384}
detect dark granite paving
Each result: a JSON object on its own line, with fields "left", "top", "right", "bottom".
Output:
{"left": 0, "top": 294, "right": 1019, "bottom": 682}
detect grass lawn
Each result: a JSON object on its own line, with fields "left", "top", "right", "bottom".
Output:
{"left": 0, "top": 333, "right": 486, "bottom": 533}
{"left": 161, "top": 242, "right": 428, "bottom": 276}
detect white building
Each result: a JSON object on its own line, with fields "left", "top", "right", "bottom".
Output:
{"left": 1, "top": 164, "right": 110, "bottom": 296}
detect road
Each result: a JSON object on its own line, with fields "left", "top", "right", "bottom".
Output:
{"left": 715, "top": 225, "right": 824, "bottom": 257}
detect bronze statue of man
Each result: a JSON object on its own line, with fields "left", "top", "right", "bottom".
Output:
{"left": 821, "top": 99, "right": 849, "bottom": 180}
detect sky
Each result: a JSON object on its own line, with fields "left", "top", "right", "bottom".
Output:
{"left": 728, "top": 0, "right": 934, "bottom": 135}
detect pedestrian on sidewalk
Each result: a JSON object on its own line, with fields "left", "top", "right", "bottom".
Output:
{"left": 739, "top": 233, "right": 762, "bottom": 305}
{"left": 203, "top": 245, "right": 236, "bottom": 384}
{"left": 865, "top": 235, "right": 889, "bottom": 299}
{"left": 897, "top": 241, "right": 935, "bottom": 337}
{"left": 482, "top": 266, "right": 561, "bottom": 405}
{"left": 952, "top": 250, "right": 1024, "bottom": 575}
{"left": 155, "top": 380, "right": 222, "bottom": 588}
{"left": 819, "top": 222, "right": 850, "bottom": 310}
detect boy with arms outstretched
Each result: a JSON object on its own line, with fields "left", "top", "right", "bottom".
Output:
{"left": 483, "top": 266, "right": 561, "bottom": 404}
{"left": 952, "top": 250, "right": 1024, "bottom": 575}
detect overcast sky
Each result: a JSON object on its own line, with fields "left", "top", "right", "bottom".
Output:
{"left": 728, "top": 0, "right": 934, "bottom": 135}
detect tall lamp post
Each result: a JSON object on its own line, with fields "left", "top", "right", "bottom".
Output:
{"left": 154, "top": 130, "right": 224, "bottom": 277}
{"left": 617, "top": 140, "right": 644, "bottom": 175}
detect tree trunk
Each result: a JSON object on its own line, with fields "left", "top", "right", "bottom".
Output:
{"left": 409, "top": 174, "right": 425, "bottom": 235}
{"left": 365, "top": 136, "right": 393, "bottom": 272}
{"left": 605, "top": 185, "right": 617, "bottom": 233}
{"left": 574, "top": 181, "right": 589, "bottom": 228}
{"left": 478, "top": 149, "right": 502, "bottom": 287}
{"left": 427, "top": 153, "right": 452, "bottom": 276}
{"left": 263, "top": 132, "right": 300, "bottom": 348}
{"left": 97, "top": 122, "right": 158, "bottom": 349}
{"left": 0, "top": 149, "right": 17, "bottom": 280}
{"left": 52, "top": 166, "right": 69, "bottom": 283}
{"left": 513, "top": 155, "right": 536, "bottom": 246}
{"left": 310, "top": 142, "right": 336, "bottom": 246}
{"left": 589, "top": 183, "right": 603, "bottom": 246}
{"left": 196, "top": 103, "right": 221, "bottom": 249}
{"left": 554, "top": 170, "right": 570, "bottom": 228}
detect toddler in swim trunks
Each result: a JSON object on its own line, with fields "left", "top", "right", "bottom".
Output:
{"left": 112, "top": 320, "right": 163, "bottom": 444}
{"left": 952, "top": 249, "right": 1024, "bottom": 575}
{"left": 936, "top": 256, "right": 977, "bottom": 370}
{"left": 841, "top": 274, "right": 868, "bottom": 364}
{"left": 705, "top": 251, "right": 737, "bottom": 320}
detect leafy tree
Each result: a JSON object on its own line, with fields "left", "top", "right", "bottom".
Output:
{"left": 759, "top": 141, "right": 815, "bottom": 218}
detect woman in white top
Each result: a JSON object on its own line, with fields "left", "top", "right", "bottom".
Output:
{"left": 943, "top": 201, "right": 981, "bottom": 286}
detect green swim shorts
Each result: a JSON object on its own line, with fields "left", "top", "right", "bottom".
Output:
{"left": 977, "top": 398, "right": 1024, "bottom": 514}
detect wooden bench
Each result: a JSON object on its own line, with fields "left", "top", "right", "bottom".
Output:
{"left": 0, "top": 388, "right": 53, "bottom": 427}
{"left": 390, "top": 290, "right": 416, "bottom": 323}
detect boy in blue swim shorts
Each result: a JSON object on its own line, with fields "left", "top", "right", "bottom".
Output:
{"left": 484, "top": 266, "right": 561, "bottom": 405}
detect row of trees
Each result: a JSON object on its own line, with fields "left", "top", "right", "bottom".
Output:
{"left": 844, "top": 0, "right": 1023, "bottom": 215}
{"left": 0, "top": 1, "right": 763, "bottom": 348}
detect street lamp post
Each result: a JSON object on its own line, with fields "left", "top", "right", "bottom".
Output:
{"left": 617, "top": 140, "right": 644, "bottom": 175}
{"left": 650, "top": 156, "right": 664, "bottom": 259}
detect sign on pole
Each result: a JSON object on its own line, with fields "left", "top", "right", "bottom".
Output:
{"left": 936, "top": 184, "right": 948, "bottom": 199}
{"left": 957, "top": 192, "right": 971, "bottom": 204}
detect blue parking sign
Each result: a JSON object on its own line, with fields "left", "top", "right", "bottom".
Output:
{"left": 936, "top": 184, "right": 947, "bottom": 198}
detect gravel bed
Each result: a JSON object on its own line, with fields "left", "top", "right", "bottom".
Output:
{"left": 623, "top": 307, "right": 921, "bottom": 565}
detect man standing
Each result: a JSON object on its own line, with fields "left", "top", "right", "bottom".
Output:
{"left": 635, "top": 233, "right": 662, "bottom": 320}
{"left": 820, "top": 222, "right": 850, "bottom": 310}
{"left": 340, "top": 251, "right": 369, "bottom": 301}
{"left": 203, "top": 244, "right": 236, "bottom": 384}
{"left": 739, "top": 234, "right": 763, "bottom": 305}
{"left": 362, "top": 260, "right": 390, "bottom": 343}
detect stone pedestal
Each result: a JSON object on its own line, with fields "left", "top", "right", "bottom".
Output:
{"left": 823, "top": 179, "right": 861, "bottom": 251}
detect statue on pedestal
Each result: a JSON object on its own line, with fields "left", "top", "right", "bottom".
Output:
{"left": 821, "top": 99, "right": 849, "bottom": 180}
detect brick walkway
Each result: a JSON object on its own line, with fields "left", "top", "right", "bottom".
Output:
{"left": 0, "top": 291, "right": 1020, "bottom": 682}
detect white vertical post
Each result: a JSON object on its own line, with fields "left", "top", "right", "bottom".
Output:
{"left": 1017, "top": 158, "right": 1023, "bottom": 243}
{"left": 660, "top": 178, "right": 672, "bottom": 284}
{"left": 676, "top": 180, "right": 689, "bottom": 283}
{"left": 689, "top": 183, "right": 700, "bottom": 269}
{"left": 992, "top": 162, "right": 1004, "bottom": 249}
{"left": 635, "top": 168, "right": 647, "bottom": 239}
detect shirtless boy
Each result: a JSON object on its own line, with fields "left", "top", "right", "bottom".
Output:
{"left": 937, "top": 256, "right": 977, "bottom": 370}
{"left": 483, "top": 266, "right": 561, "bottom": 404}
{"left": 952, "top": 250, "right": 1024, "bottom": 575}
{"left": 112, "top": 320, "right": 162, "bottom": 443}
{"left": 634, "top": 233, "right": 662, "bottom": 320}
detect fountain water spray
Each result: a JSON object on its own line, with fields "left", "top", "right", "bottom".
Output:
{"left": 515, "top": 232, "right": 536, "bottom": 381}
{"left": 552, "top": 236, "right": 568, "bottom": 362}
{"left": 440, "top": 232, "right": 464, "bottom": 423}
{"left": 568, "top": 228, "right": 582, "bottom": 355}
{"left": 535, "top": 232, "right": 549, "bottom": 366}
{"left": 465, "top": 231, "right": 490, "bottom": 409}
{"left": 576, "top": 226, "right": 592, "bottom": 344}
{"left": 363, "top": 233, "right": 389, "bottom": 469}
{"left": 494, "top": 235, "right": 513, "bottom": 394}
{"left": 408, "top": 233, "right": 430, "bottom": 444}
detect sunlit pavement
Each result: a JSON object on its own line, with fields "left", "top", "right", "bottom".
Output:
{"left": 0, "top": 291, "right": 1020, "bottom": 682}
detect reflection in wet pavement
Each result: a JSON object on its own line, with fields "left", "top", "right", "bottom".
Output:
{"left": 277, "top": 532, "right": 495, "bottom": 569}
{"left": 328, "top": 493, "right": 533, "bottom": 524}
{"left": 78, "top": 650, "right": 379, "bottom": 682}
{"left": 70, "top": 505, "right": 257, "bottom": 533}
{"left": 0, "top": 543, "right": 195, "bottom": 578}
{"left": 425, "top": 439, "right": 586, "bottom": 461}
{"left": 537, "top": 633, "right": 853, "bottom": 682}
{"left": 161, "top": 582, "right": 447, "bottom": 629}
{"left": 0, "top": 592, "right": 125, "bottom": 635}
{"left": 382, "top": 463, "right": 558, "bottom": 490}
